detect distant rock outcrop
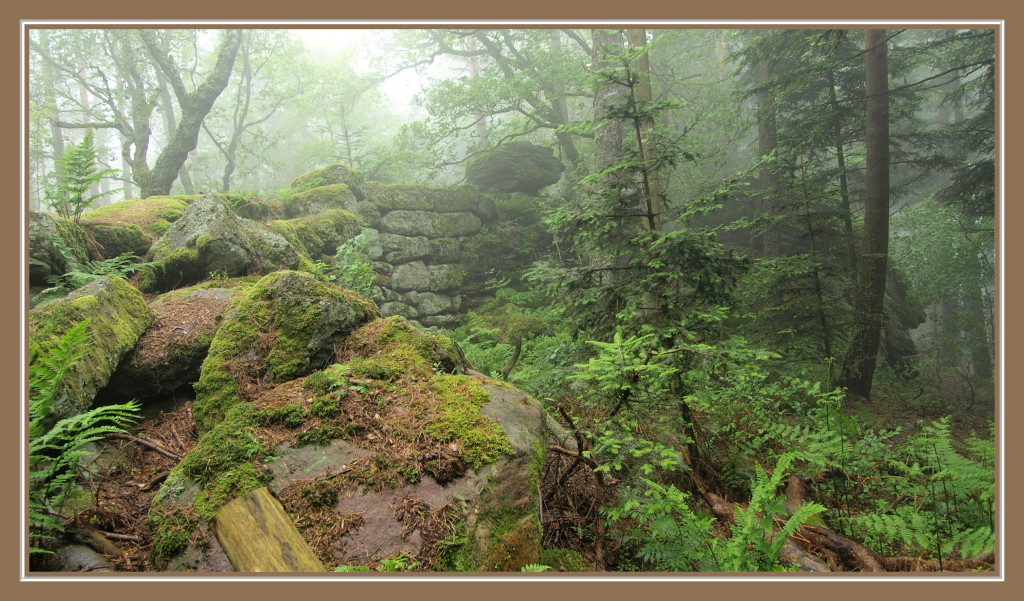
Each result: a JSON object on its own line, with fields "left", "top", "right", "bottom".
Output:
{"left": 464, "top": 141, "right": 563, "bottom": 195}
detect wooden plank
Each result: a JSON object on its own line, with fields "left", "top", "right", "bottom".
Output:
{"left": 210, "top": 487, "right": 326, "bottom": 572}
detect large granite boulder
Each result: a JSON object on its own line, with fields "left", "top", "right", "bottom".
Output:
{"left": 192, "top": 270, "right": 381, "bottom": 432}
{"left": 29, "top": 276, "right": 153, "bottom": 427}
{"left": 465, "top": 141, "right": 563, "bottom": 195}
{"left": 28, "top": 212, "right": 92, "bottom": 286}
{"left": 138, "top": 195, "right": 299, "bottom": 293}
{"left": 150, "top": 314, "right": 552, "bottom": 573}
{"left": 267, "top": 210, "right": 362, "bottom": 261}
{"left": 278, "top": 184, "right": 361, "bottom": 219}
{"left": 97, "top": 283, "right": 250, "bottom": 406}
{"left": 291, "top": 164, "right": 366, "bottom": 201}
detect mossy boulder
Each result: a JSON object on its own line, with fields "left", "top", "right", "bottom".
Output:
{"left": 29, "top": 276, "right": 153, "bottom": 426}
{"left": 80, "top": 195, "right": 197, "bottom": 240}
{"left": 97, "top": 286, "right": 247, "bottom": 405}
{"left": 28, "top": 212, "right": 93, "bottom": 286}
{"left": 193, "top": 270, "right": 380, "bottom": 432}
{"left": 464, "top": 141, "right": 563, "bottom": 195}
{"left": 139, "top": 195, "right": 299, "bottom": 293}
{"left": 291, "top": 164, "right": 366, "bottom": 201}
{"left": 347, "top": 315, "right": 469, "bottom": 374}
{"left": 362, "top": 181, "right": 498, "bottom": 222}
{"left": 267, "top": 209, "right": 362, "bottom": 260}
{"left": 80, "top": 222, "right": 151, "bottom": 258}
{"left": 278, "top": 184, "right": 361, "bottom": 219}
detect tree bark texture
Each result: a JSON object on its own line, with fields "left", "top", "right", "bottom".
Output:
{"left": 840, "top": 29, "right": 890, "bottom": 399}
{"left": 210, "top": 487, "right": 326, "bottom": 572}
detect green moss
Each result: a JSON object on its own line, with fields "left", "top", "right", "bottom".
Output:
{"left": 48, "top": 216, "right": 93, "bottom": 267}
{"left": 218, "top": 193, "right": 272, "bottom": 221}
{"left": 193, "top": 271, "right": 379, "bottom": 431}
{"left": 349, "top": 344, "right": 429, "bottom": 381}
{"left": 255, "top": 403, "right": 307, "bottom": 428}
{"left": 310, "top": 395, "right": 340, "bottom": 419}
{"left": 147, "top": 505, "right": 200, "bottom": 569}
{"left": 29, "top": 276, "right": 152, "bottom": 424}
{"left": 294, "top": 422, "right": 359, "bottom": 447}
{"left": 539, "top": 548, "right": 590, "bottom": 572}
{"left": 81, "top": 195, "right": 194, "bottom": 239}
{"left": 177, "top": 404, "right": 269, "bottom": 484}
{"left": 82, "top": 222, "right": 151, "bottom": 257}
{"left": 300, "top": 481, "right": 339, "bottom": 507}
{"left": 291, "top": 164, "right": 365, "bottom": 197}
{"left": 426, "top": 375, "right": 514, "bottom": 470}
{"left": 193, "top": 462, "right": 271, "bottom": 520}
{"left": 280, "top": 184, "right": 359, "bottom": 218}
{"left": 349, "top": 316, "right": 467, "bottom": 374}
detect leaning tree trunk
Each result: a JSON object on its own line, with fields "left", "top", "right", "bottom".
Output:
{"left": 839, "top": 29, "right": 890, "bottom": 399}
{"left": 136, "top": 30, "right": 241, "bottom": 198}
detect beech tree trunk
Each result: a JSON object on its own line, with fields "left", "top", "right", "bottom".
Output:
{"left": 839, "top": 29, "right": 890, "bottom": 399}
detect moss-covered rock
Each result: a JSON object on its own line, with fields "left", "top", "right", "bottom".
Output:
{"left": 29, "top": 276, "right": 153, "bottom": 427}
{"left": 362, "top": 181, "right": 498, "bottom": 222}
{"left": 193, "top": 270, "right": 380, "bottom": 431}
{"left": 379, "top": 209, "right": 482, "bottom": 239}
{"left": 80, "top": 195, "right": 198, "bottom": 240}
{"left": 347, "top": 315, "right": 469, "bottom": 375}
{"left": 278, "top": 183, "right": 362, "bottom": 220}
{"left": 139, "top": 195, "right": 299, "bottom": 293}
{"left": 28, "top": 212, "right": 92, "bottom": 286}
{"left": 81, "top": 222, "right": 151, "bottom": 258}
{"left": 291, "top": 164, "right": 366, "bottom": 201}
{"left": 464, "top": 141, "right": 563, "bottom": 195}
{"left": 390, "top": 261, "right": 465, "bottom": 293}
{"left": 97, "top": 286, "right": 246, "bottom": 405}
{"left": 267, "top": 209, "right": 362, "bottom": 260}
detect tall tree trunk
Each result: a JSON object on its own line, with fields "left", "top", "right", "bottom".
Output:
{"left": 157, "top": 74, "right": 195, "bottom": 195}
{"left": 136, "top": 30, "right": 241, "bottom": 198}
{"left": 839, "top": 29, "right": 890, "bottom": 399}
{"left": 626, "top": 29, "right": 663, "bottom": 234}
{"left": 591, "top": 29, "right": 627, "bottom": 195}
{"left": 755, "top": 58, "right": 782, "bottom": 258}
{"left": 549, "top": 30, "right": 578, "bottom": 170}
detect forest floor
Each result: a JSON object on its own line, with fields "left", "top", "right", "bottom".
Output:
{"left": 31, "top": 377, "right": 996, "bottom": 573}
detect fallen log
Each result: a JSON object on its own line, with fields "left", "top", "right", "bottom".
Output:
{"left": 210, "top": 487, "right": 326, "bottom": 572}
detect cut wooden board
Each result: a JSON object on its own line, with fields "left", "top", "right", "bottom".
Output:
{"left": 210, "top": 487, "right": 326, "bottom": 572}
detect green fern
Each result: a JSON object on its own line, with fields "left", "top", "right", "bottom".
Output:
{"left": 28, "top": 318, "right": 140, "bottom": 554}
{"left": 717, "top": 453, "right": 825, "bottom": 572}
